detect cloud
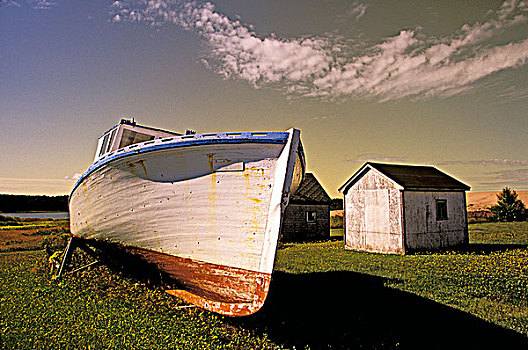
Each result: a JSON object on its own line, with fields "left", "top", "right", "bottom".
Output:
{"left": 32, "top": 0, "right": 55, "bottom": 10}
{"left": 496, "top": 85, "right": 528, "bottom": 102}
{"left": 0, "top": 0, "right": 56, "bottom": 9}
{"left": 475, "top": 168, "right": 528, "bottom": 189}
{"left": 111, "top": 0, "right": 528, "bottom": 102}
{"left": 486, "top": 168, "right": 528, "bottom": 180}
{"left": 437, "top": 158, "right": 528, "bottom": 189}
{"left": 309, "top": 115, "right": 336, "bottom": 121}
{"left": 438, "top": 159, "right": 528, "bottom": 167}
{"left": 0, "top": 0, "right": 20, "bottom": 7}
{"left": 64, "top": 173, "right": 82, "bottom": 180}
{"left": 346, "top": 153, "right": 408, "bottom": 163}
{"left": 342, "top": 2, "right": 367, "bottom": 22}
{"left": 180, "top": 2, "right": 334, "bottom": 88}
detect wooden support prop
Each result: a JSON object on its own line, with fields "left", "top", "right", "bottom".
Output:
{"left": 173, "top": 305, "right": 196, "bottom": 310}
{"left": 75, "top": 239, "right": 99, "bottom": 260}
{"left": 55, "top": 237, "right": 99, "bottom": 279}
{"left": 56, "top": 237, "right": 77, "bottom": 278}
{"left": 67, "top": 260, "right": 99, "bottom": 275}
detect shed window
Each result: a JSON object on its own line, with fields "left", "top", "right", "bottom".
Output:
{"left": 306, "top": 211, "right": 316, "bottom": 223}
{"left": 436, "top": 200, "right": 448, "bottom": 220}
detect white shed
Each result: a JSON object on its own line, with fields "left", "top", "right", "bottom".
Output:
{"left": 338, "top": 162, "right": 471, "bottom": 254}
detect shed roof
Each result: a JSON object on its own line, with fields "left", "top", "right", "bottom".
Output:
{"left": 339, "top": 162, "right": 471, "bottom": 193}
{"left": 290, "top": 173, "right": 332, "bottom": 204}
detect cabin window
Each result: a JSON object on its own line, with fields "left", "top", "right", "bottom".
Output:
{"left": 119, "top": 129, "right": 155, "bottom": 149}
{"left": 98, "top": 133, "right": 110, "bottom": 157}
{"left": 306, "top": 211, "right": 316, "bottom": 223}
{"left": 106, "top": 128, "right": 117, "bottom": 153}
{"left": 436, "top": 200, "right": 448, "bottom": 220}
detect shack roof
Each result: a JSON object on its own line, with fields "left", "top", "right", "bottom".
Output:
{"left": 290, "top": 173, "right": 332, "bottom": 204}
{"left": 339, "top": 162, "right": 471, "bottom": 193}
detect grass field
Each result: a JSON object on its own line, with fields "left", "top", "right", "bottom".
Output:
{"left": 1, "top": 218, "right": 528, "bottom": 349}
{"left": 0, "top": 216, "right": 69, "bottom": 253}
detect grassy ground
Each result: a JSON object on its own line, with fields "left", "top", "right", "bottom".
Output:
{"left": 1, "top": 219, "right": 528, "bottom": 349}
{"left": 0, "top": 251, "right": 277, "bottom": 349}
{"left": 0, "top": 216, "right": 69, "bottom": 253}
{"left": 469, "top": 221, "right": 528, "bottom": 244}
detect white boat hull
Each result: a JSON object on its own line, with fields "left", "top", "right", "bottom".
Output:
{"left": 69, "top": 129, "right": 304, "bottom": 316}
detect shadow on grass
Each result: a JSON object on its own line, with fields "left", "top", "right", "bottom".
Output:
{"left": 231, "top": 271, "right": 528, "bottom": 350}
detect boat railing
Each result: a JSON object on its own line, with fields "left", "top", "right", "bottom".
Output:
{"left": 72, "top": 130, "right": 291, "bottom": 196}
{"left": 92, "top": 131, "right": 285, "bottom": 166}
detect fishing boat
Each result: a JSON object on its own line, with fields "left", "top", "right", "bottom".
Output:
{"left": 68, "top": 118, "right": 305, "bottom": 316}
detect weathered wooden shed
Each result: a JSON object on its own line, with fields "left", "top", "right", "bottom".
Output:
{"left": 338, "top": 162, "right": 470, "bottom": 254}
{"left": 281, "top": 173, "right": 332, "bottom": 242}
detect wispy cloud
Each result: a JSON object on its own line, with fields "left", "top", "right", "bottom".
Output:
{"left": 438, "top": 158, "right": 528, "bottom": 189}
{"left": 0, "top": 0, "right": 56, "bottom": 9}
{"left": 475, "top": 168, "right": 528, "bottom": 189}
{"left": 496, "top": 85, "right": 528, "bottom": 102}
{"left": 309, "top": 115, "right": 335, "bottom": 122}
{"left": 0, "top": 0, "right": 20, "bottom": 7}
{"left": 111, "top": 0, "right": 528, "bottom": 102}
{"left": 345, "top": 153, "right": 408, "bottom": 163}
{"left": 486, "top": 168, "right": 528, "bottom": 180}
{"left": 438, "top": 159, "right": 528, "bottom": 167}
{"left": 33, "top": 0, "right": 55, "bottom": 10}
{"left": 341, "top": 1, "right": 367, "bottom": 22}
{"left": 64, "top": 173, "right": 82, "bottom": 180}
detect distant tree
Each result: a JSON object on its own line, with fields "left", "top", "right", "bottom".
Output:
{"left": 330, "top": 198, "right": 343, "bottom": 210}
{"left": 0, "top": 194, "right": 68, "bottom": 212}
{"left": 490, "top": 187, "right": 526, "bottom": 222}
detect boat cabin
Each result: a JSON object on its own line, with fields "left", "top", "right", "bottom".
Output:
{"left": 94, "top": 119, "right": 182, "bottom": 161}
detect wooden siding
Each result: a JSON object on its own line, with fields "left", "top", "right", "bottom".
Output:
{"left": 343, "top": 170, "right": 404, "bottom": 254}
{"left": 403, "top": 191, "right": 468, "bottom": 250}
{"left": 281, "top": 203, "right": 330, "bottom": 242}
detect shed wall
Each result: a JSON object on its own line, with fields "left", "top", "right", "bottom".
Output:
{"left": 344, "top": 171, "right": 403, "bottom": 254}
{"left": 281, "top": 203, "right": 330, "bottom": 242}
{"left": 403, "top": 191, "right": 468, "bottom": 250}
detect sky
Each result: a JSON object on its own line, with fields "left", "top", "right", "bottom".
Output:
{"left": 1, "top": 0, "right": 527, "bottom": 197}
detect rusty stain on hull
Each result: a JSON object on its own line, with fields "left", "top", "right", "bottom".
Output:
{"left": 78, "top": 237, "right": 271, "bottom": 316}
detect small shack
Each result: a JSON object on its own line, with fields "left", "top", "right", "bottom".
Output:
{"left": 338, "top": 162, "right": 470, "bottom": 254}
{"left": 282, "top": 173, "right": 332, "bottom": 242}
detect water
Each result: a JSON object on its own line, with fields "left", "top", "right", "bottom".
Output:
{"left": 1, "top": 212, "right": 69, "bottom": 219}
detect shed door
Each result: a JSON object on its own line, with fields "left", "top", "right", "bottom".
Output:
{"left": 364, "top": 189, "right": 390, "bottom": 250}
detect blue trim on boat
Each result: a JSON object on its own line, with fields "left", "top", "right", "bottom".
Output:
{"left": 70, "top": 131, "right": 289, "bottom": 197}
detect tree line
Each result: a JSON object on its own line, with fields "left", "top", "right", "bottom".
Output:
{"left": 0, "top": 194, "right": 68, "bottom": 213}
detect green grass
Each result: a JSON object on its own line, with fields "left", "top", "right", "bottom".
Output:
{"left": 1, "top": 222, "right": 528, "bottom": 349}
{"left": 329, "top": 227, "right": 343, "bottom": 238}
{"left": 277, "top": 222, "right": 528, "bottom": 336}
{"left": 469, "top": 221, "right": 528, "bottom": 245}
{"left": 0, "top": 218, "right": 69, "bottom": 253}
{"left": 277, "top": 242, "right": 528, "bottom": 334}
{"left": 0, "top": 251, "right": 280, "bottom": 349}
